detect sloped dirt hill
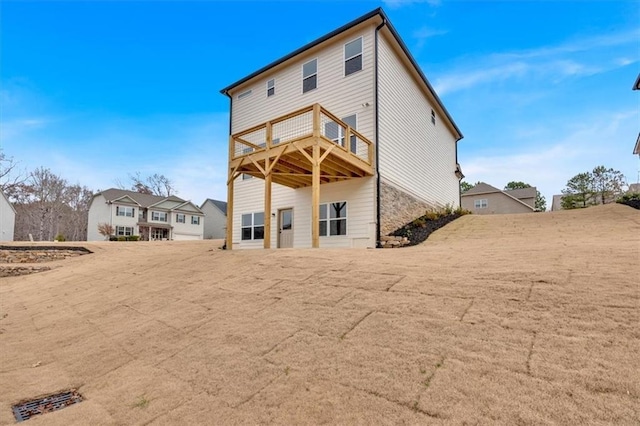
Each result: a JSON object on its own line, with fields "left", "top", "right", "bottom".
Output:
{"left": 0, "top": 204, "right": 638, "bottom": 424}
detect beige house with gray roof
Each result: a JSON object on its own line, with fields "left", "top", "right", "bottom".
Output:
{"left": 461, "top": 183, "right": 537, "bottom": 215}
{"left": 221, "top": 8, "right": 463, "bottom": 249}
{"left": 87, "top": 189, "right": 204, "bottom": 241}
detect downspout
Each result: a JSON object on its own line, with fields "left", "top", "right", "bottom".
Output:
{"left": 223, "top": 91, "right": 233, "bottom": 249}
{"left": 374, "top": 18, "right": 386, "bottom": 248}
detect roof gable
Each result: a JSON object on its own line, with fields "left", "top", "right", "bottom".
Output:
{"left": 219, "top": 7, "right": 462, "bottom": 140}
{"left": 96, "top": 188, "right": 186, "bottom": 208}
{"left": 201, "top": 198, "right": 228, "bottom": 215}
{"left": 461, "top": 182, "right": 502, "bottom": 196}
{"left": 112, "top": 195, "right": 141, "bottom": 206}
{"left": 1, "top": 191, "right": 16, "bottom": 214}
{"left": 173, "top": 201, "right": 204, "bottom": 214}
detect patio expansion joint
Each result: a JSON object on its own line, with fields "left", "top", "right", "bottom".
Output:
{"left": 459, "top": 299, "right": 475, "bottom": 322}
{"left": 526, "top": 331, "right": 538, "bottom": 376}
{"left": 339, "top": 381, "right": 445, "bottom": 420}
{"left": 339, "top": 310, "right": 374, "bottom": 340}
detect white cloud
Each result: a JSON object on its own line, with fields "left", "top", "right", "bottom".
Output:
{"left": 459, "top": 110, "right": 639, "bottom": 207}
{"left": 412, "top": 26, "right": 448, "bottom": 49}
{"left": 383, "top": 0, "right": 441, "bottom": 9}
{"left": 431, "top": 28, "right": 638, "bottom": 95}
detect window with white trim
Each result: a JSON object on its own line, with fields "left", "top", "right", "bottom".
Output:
{"left": 151, "top": 211, "right": 168, "bottom": 222}
{"left": 176, "top": 213, "right": 185, "bottom": 223}
{"left": 116, "top": 226, "right": 134, "bottom": 236}
{"left": 116, "top": 206, "right": 135, "bottom": 217}
{"left": 191, "top": 216, "right": 200, "bottom": 225}
{"left": 325, "top": 114, "right": 357, "bottom": 153}
{"left": 302, "top": 59, "right": 317, "bottom": 93}
{"left": 241, "top": 212, "right": 264, "bottom": 240}
{"left": 267, "top": 79, "right": 275, "bottom": 97}
{"left": 344, "top": 37, "right": 363, "bottom": 76}
{"left": 474, "top": 199, "right": 488, "bottom": 209}
{"left": 319, "top": 202, "right": 347, "bottom": 236}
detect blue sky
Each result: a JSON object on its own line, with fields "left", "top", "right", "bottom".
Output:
{"left": 1, "top": 1, "right": 638, "bottom": 208}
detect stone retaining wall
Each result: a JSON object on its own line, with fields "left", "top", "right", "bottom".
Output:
{"left": 0, "top": 249, "right": 88, "bottom": 264}
{"left": 379, "top": 181, "right": 435, "bottom": 237}
{"left": 0, "top": 266, "right": 51, "bottom": 278}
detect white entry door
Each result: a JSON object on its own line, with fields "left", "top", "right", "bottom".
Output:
{"left": 278, "top": 209, "right": 293, "bottom": 248}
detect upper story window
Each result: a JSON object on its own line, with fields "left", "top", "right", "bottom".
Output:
{"left": 151, "top": 211, "right": 168, "bottom": 222}
{"left": 325, "top": 114, "right": 357, "bottom": 153}
{"left": 191, "top": 216, "right": 201, "bottom": 225}
{"left": 431, "top": 109, "right": 436, "bottom": 125}
{"left": 344, "top": 37, "right": 363, "bottom": 76}
{"left": 474, "top": 199, "right": 488, "bottom": 209}
{"left": 176, "top": 213, "right": 186, "bottom": 223}
{"left": 302, "top": 59, "right": 317, "bottom": 93}
{"left": 238, "top": 89, "right": 252, "bottom": 100}
{"left": 267, "top": 79, "right": 275, "bottom": 97}
{"left": 116, "top": 206, "right": 134, "bottom": 217}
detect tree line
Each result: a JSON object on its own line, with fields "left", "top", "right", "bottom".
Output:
{"left": 561, "top": 166, "right": 627, "bottom": 209}
{"left": 1, "top": 150, "right": 176, "bottom": 241}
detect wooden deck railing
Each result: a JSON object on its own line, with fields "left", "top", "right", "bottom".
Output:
{"left": 229, "top": 104, "right": 374, "bottom": 166}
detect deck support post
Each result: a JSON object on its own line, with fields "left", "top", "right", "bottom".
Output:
{"left": 312, "top": 143, "right": 320, "bottom": 248}
{"left": 226, "top": 135, "right": 235, "bottom": 250}
{"left": 264, "top": 157, "right": 271, "bottom": 249}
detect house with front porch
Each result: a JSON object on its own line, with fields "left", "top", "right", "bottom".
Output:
{"left": 221, "top": 8, "right": 463, "bottom": 249}
{"left": 87, "top": 189, "right": 204, "bottom": 241}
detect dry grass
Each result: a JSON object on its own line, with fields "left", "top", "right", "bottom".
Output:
{"left": 0, "top": 204, "right": 638, "bottom": 425}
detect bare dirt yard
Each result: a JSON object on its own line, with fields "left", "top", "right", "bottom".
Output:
{"left": 0, "top": 204, "right": 638, "bottom": 425}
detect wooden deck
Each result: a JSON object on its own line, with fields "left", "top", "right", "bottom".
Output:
{"left": 226, "top": 104, "right": 375, "bottom": 249}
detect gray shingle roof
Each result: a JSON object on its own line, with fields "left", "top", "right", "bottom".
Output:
{"left": 202, "top": 198, "right": 227, "bottom": 215}
{"left": 461, "top": 182, "right": 501, "bottom": 196}
{"left": 97, "top": 188, "right": 185, "bottom": 208}
{"left": 505, "top": 187, "right": 536, "bottom": 199}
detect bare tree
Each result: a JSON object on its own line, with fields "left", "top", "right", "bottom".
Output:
{"left": 0, "top": 150, "right": 27, "bottom": 199}
{"left": 97, "top": 223, "right": 114, "bottom": 240}
{"left": 127, "top": 172, "right": 176, "bottom": 197}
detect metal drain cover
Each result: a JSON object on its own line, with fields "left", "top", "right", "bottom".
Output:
{"left": 12, "top": 389, "right": 83, "bottom": 422}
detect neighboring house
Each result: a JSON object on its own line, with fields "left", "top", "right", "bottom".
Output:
{"left": 200, "top": 198, "right": 227, "bottom": 239}
{"left": 551, "top": 194, "right": 564, "bottom": 212}
{"left": 220, "top": 8, "right": 463, "bottom": 249}
{"left": 0, "top": 191, "right": 16, "bottom": 241}
{"left": 461, "top": 183, "right": 536, "bottom": 215}
{"left": 87, "top": 189, "right": 204, "bottom": 241}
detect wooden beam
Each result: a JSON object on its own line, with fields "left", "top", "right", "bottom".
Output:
{"left": 226, "top": 174, "right": 235, "bottom": 250}
{"left": 265, "top": 122, "right": 272, "bottom": 149}
{"left": 249, "top": 155, "right": 267, "bottom": 176}
{"left": 264, "top": 157, "right": 271, "bottom": 249}
{"left": 266, "top": 145, "right": 286, "bottom": 175}
{"left": 318, "top": 144, "right": 335, "bottom": 164}
{"left": 313, "top": 104, "right": 321, "bottom": 138}
{"left": 235, "top": 136, "right": 264, "bottom": 151}
{"left": 312, "top": 143, "right": 320, "bottom": 248}
{"left": 227, "top": 158, "right": 245, "bottom": 185}
{"left": 293, "top": 141, "right": 315, "bottom": 165}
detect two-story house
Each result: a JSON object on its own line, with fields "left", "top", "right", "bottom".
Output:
{"left": 87, "top": 188, "right": 204, "bottom": 241}
{"left": 221, "top": 8, "right": 463, "bottom": 249}
{"left": 200, "top": 198, "right": 227, "bottom": 239}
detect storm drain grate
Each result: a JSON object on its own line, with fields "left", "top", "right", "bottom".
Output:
{"left": 12, "top": 389, "right": 83, "bottom": 422}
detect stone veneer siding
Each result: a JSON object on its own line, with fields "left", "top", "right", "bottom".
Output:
{"left": 379, "top": 181, "right": 435, "bottom": 236}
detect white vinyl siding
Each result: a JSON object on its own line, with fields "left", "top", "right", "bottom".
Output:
{"left": 229, "top": 26, "right": 375, "bottom": 143}
{"left": 377, "top": 33, "right": 459, "bottom": 208}
{"left": 232, "top": 177, "right": 375, "bottom": 249}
